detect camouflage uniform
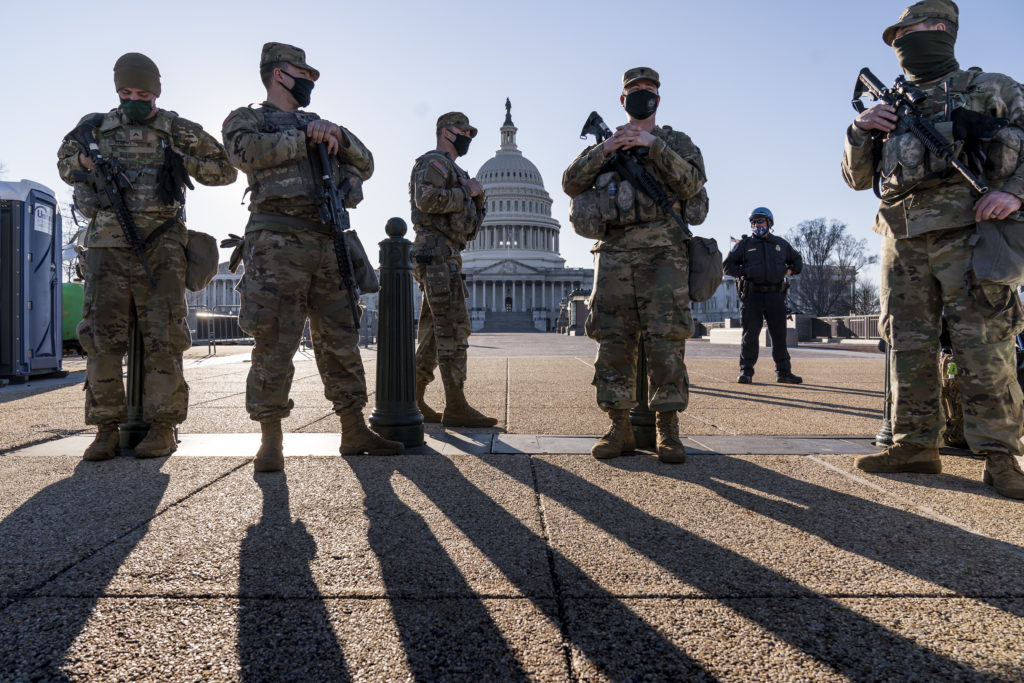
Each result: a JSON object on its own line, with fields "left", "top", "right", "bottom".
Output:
{"left": 57, "top": 107, "right": 236, "bottom": 426}
{"left": 563, "top": 126, "right": 706, "bottom": 413}
{"left": 842, "top": 3, "right": 1024, "bottom": 480}
{"left": 409, "top": 149, "right": 485, "bottom": 392}
{"left": 222, "top": 101, "right": 373, "bottom": 422}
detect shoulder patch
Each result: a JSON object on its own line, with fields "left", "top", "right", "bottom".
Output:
{"left": 431, "top": 159, "right": 447, "bottom": 175}
{"left": 223, "top": 111, "right": 238, "bottom": 127}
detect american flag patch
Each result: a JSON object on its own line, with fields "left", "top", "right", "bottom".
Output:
{"left": 431, "top": 160, "right": 447, "bottom": 174}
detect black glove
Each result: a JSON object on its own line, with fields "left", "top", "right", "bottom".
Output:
{"left": 156, "top": 145, "right": 195, "bottom": 205}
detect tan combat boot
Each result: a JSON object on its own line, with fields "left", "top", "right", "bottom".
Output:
{"left": 253, "top": 420, "right": 284, "bottom": 473}
{"left": 591, "top": 409, "right": 636, "bottom": 460}
{"left": 440, "top": 381, "right": 498, "bottom": 428}
{"left": 983, "top": 454, "right": 1024, "bottom": 500}
{"left": 83, "top": 424, "right": 119, "bottom": 461}
{"left": 655, "top": 411, "right": 687, "bottom": 464}
{"left": 134, "top": 423, "right": 177, "bottom": 459}
{"left": 339, "top": 411, "right": 403, "bottom": 455}
{"left": 855, "top": 442, "right": 941, "bottom": 474}
{"left": 417, "top": 379, "right": 442, "bottom": 423}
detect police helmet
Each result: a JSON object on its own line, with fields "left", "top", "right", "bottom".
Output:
{"left": 748, "top": 206, "right": 774, "bottom": 228}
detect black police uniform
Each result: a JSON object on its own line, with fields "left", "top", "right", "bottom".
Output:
{"left": 723, "top": 233, "right": 803, "bottom": 380}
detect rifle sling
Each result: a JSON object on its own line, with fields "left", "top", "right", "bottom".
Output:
{"left": 140, "top": 208, "right": 185, "bottom": 250}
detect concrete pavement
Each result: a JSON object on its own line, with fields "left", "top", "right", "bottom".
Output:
{"left": 1, "top": 334, "right": 1022, "bottom": 681}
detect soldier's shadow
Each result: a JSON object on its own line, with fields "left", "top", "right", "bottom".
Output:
{"left": 481, "top": 454, "right": 995, "bottom": 680}
{"left": 348, "top": 454, "right": 709, "bottom": 679}
{"left": 0, "top": 458, "right": 169, "bottom": 679}
{"left": 237, "top": 473, "right": 349, "bottom": 682}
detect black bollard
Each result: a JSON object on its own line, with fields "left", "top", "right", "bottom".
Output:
{"left": 630, "top": 335, "right": 656, "bottom": 449}
{"left": 369, "top": 218, "right": 425, "bottom": 447}
{"left": 875, "top": 338, "right": 893, "bottom": 446}
{"left": 119, "top": 301, "right": 149, "bottom": 451}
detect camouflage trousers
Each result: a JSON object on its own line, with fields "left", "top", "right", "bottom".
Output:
{"left": 78, "top": 242, "right": 191, "bottom": 425}
{"left": 585, "top": 245, "right": 693, "bottom": 412}
{"left": 238, "top": 229, "right": 366, "bottom": 422}
{"left": 413, "top": 242, "right": 470, "bottom": 389}
{"left": 881, "top": 226, "right": 1024, "bottom": 455}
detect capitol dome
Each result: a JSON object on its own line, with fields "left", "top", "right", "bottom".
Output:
{"left": 462, "top": 100, "right": 592, "bottom": 332}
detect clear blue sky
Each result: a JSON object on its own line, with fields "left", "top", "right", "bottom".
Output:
{"left": 3, "top": 0, "right": 1022, "bottom": 276}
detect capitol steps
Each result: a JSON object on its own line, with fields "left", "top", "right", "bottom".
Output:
{"left": 481, "top": 311, "right": 538, "bottom": 332}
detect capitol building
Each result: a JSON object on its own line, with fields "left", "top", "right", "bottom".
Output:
{"left": 463, "top": 101, "right": 592, "bottom": 332}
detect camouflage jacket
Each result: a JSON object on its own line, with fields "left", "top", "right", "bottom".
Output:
{"left": 222, "top": 102, "right": 372, "bottom": 229}
{"left": 561, "top": 124, "right": 706, "bottom": 251}
{"left": 409, "top": 150, "right": 485, "bottom": 250}
{"left": 57, "top": 108, "right": 235, "bottom": 248}
{"left": 842, "top": 68, "right": 1024, "bottom": 239}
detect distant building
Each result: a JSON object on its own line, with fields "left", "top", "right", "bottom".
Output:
{"left": 463, "top": 100, "right": 593, "bottom": 332}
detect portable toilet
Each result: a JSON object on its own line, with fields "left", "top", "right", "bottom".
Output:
{"left": 0, "top": 179, "right": 63, "bottom": 382}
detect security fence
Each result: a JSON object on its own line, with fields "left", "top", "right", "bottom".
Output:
{"left": 193, "top": 313, "right": 252, "bottom": 344}
{"left": 811, "top": 315, "right": 880, "bottom": 339}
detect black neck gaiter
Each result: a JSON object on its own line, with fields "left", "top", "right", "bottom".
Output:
{"left": 893, "top": 30, "right": 959, "bottom": 84}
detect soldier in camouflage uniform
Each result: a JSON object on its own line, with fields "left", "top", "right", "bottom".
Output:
{"left": 57, "top": 53, "right": 236, "bottom": 461}
{"left": 562, "top": 67, "right": 707, "bottom": 463}
{"left": 410, "top": 112, "right": 496, "bottom": 428}
{"left": 843, "top": 0, "right": 1024, "bottom": 499}
{"left": 223, "top": 42, "right": 402, "bottom": 472}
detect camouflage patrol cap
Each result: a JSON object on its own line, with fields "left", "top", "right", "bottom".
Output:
{"left": 622, "top": 67, "right": 660, "bottom": 90}
{"left": 882, "top": 0, "right": 959, "bottom": 46}
{"left": 113, "top": 53, "right": 161, "bottom": 96}
{"left": 260, "top": 42, "right": 320, "bottom": 81}
{"left": 436, "top": 112, "right": 477, "bottom": 138}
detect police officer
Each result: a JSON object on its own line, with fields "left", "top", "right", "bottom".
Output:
{"left": 57, "top": 53, "right": 237, "bottom": 461}
{"left": 842, "top": 0, "right": 1024, "bottom": 499}
{"left": 723, "top": 207, "right": 803, "bottom": 384}
{"left": 222, "top": 42, "right": 402, "bottom": 472}
{"left": 409, "top": 112, "right": 497, "bottom": 428}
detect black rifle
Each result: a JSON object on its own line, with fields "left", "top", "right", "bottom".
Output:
{"left": 579, "top": 111, "right": 690, "bottom": 236}
{"left": 314, "top": 143, "right": 360, "bottom": 328}
{"left": 852, "top": 67, "right": 989, "bottom": 198}
{"left": 68, "top": 118, "right": 158, "bottom": 286}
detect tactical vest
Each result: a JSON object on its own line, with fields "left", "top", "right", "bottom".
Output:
{"left": 877, "top": 71, "right": 978, "bottom": 202}
{"left": 410, "top": 151, "right": 480, "bottom": 249}
{"left": 95, "top": 109, "right": 182, "bottom": 219}
{"left": 244, "top": 107, "right": 322, "bottom": 214}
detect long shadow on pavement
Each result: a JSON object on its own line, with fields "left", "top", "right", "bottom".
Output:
{"left": 0, "top": 459, "right": 169, "bottom": 679}
{"left": 238, "top": 473, "right": 350, "bottom": 682}
{"left": 349, "top": 455, "right": 712, "bottom": 680}
{"left": 484, "top": 456, "right": 987, "bottom": 680}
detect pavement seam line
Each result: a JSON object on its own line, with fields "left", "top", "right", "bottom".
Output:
{"left": 505, "top": 357, "right": 511, "bottom": 429}
{"left": 573, "top": 356, "right": 593, "bottom": 368}
{"left": 528, "top": 455, "right": 580, "bottom": 683}
{"left": 0, "top": 460, "right": 253, "bottom": 613}
{"left": 808, "top": 455, "right": 1024, "bottom": 561}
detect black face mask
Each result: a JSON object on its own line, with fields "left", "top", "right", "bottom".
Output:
{"left": 119, "top": 98, "right": 153, "bottom": 123}
{"left": 893, "top": 30, "right": 959, "bottom": 84}
{"left": 624, "top": 89, "right": 659, "bottom": 120}
{"left": 452, "top": 132, "right": 472, "bottom": 156}
{"left": 283, "top": 72, "right": 314, "bottom": 107}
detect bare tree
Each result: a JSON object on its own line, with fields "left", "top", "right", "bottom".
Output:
{"left": 59, "top": 197, "right": 86, "bottom": 283}
{"left": 785, "top": 218, "right": 878, "bottom": 315}
{"left": 851, "top": 276, "right": 881, "bottom": 315}
{"left": 0, "top": 161, "right": 7, "bottom": 179}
